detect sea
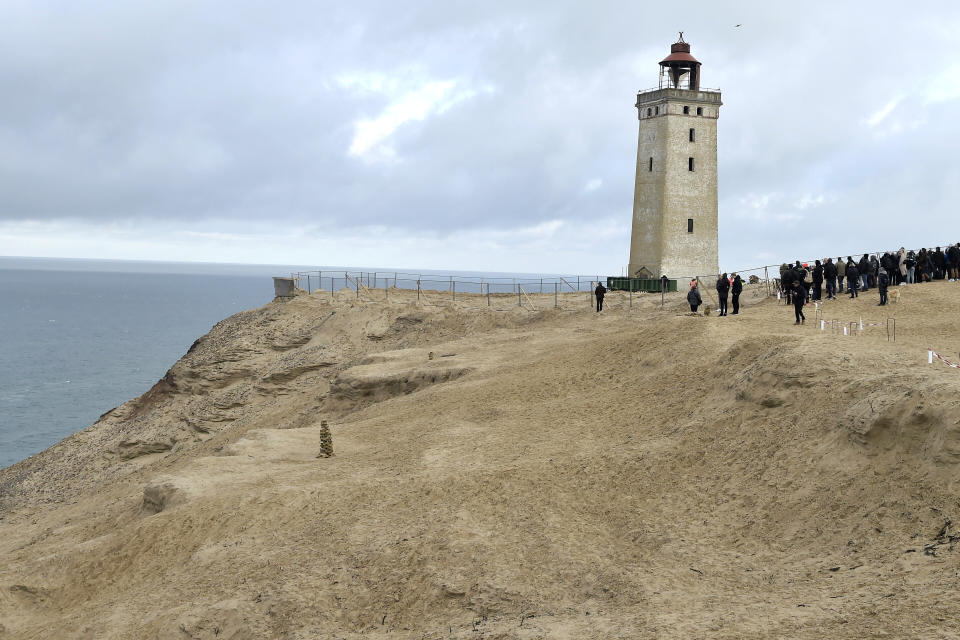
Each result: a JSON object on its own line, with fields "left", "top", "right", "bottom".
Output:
{"left": 0, "top": 257, "right": 285, "bottom": 469}
{"left": 1, "top": 257, "right": 593, "bottom": 470}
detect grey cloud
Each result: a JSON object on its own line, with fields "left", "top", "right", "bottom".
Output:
{"left": 1, "top": 1, "right": 959, "bottom": 267}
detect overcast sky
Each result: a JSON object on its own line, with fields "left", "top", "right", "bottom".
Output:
{"left": 0, "top": 1, "right": 958, "bottom": 275}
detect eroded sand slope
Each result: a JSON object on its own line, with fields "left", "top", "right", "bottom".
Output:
{"left": 1, "top": 284, "right": 959, "bottom": 639}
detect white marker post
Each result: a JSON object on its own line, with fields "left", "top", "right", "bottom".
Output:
{"left": 929, "top": 349, "right": 934, "bottom": 364}
{"left": 820, "top": 320, "right": 825, "bottom": 331}
{"left": 844, "top": 326, "right": 848, "bottom": 336}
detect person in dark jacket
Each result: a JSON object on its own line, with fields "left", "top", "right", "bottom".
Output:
{"left": 877, "top": 267, "right": 889, "bottom": 306}
{"left": 594, "top": 282, "right": 606, "bottom": 312}
{"left": 812, "top": 260, "right": 824, "bottom": 301}
{"left": 781, "top": 264, "right": 794, "bottom": 303}
{"left": 847, "top": 259, "right": 859, "bottom": 298}
{"left": 923, "top": 249, "right": 935, "bottom": 282}
{"left": 731, "top": 274, "right": 743, "bottom": 314}
{"left": 716, "top": 273, "right": 730, "bottom": 316}
{"left": 918, "top": 248, "right": 929, "bottom": 282}
{"left": 791, "top": 280, "right": 807, "bottom": 324}
{"left": 687, "top": 282, "right": 702, "bottom": 313}
{"left": 858, "top": 254, "right": 871, "bottom": 291}
{"left": 934, "top": 247, "right": 946, "bottom": 279}
{"left": 905, "top": 250, "right": 916, "bottom": 284}
{"left": 881, "top": 252, "right": 896, "bottom": 281}
{"left": 824, "top": 258, "right": 838, "bottom": 299}
{"left": 948, "top": 244, "right": 960, "bottom": 281}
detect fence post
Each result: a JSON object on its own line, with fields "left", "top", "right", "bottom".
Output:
{"left": 518, "top": 287, "right": 522, "bottom": 307}
{"left": 487, "top": 283, "right": 491, "bottom": 307}
{"left": 417, "top": 279, "right": 421, "bottom": 302}
{"left": 356, "top": 276, "right": 359, "bottom": 299}
{"left": 590, "top": 281, "right": 594, "bottom": 309}
{"left": 629, "top": 287, "right": 633, "bottom": 309}
{"left": 554, "top": 282, "right": 558, "bottom": 308}
{"left": 452, "top": 280, "right": 456, "bottom": 302}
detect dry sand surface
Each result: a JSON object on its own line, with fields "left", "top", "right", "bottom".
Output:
{"left": 2, "top": 282, "right": 960, "bottom": 638}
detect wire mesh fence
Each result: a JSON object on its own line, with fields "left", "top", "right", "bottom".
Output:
{"left": 288, "top": 270, "right": 605, "bottom": 296}
{"left": 280, "top": 243, "right": 952, "bottom": 311}
{"left": 280, "top": 270, "right": 688, "bottom": 312}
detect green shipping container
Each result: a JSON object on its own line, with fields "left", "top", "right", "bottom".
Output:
{"left": 605, "top": 277, "right": 677, "bottom": 293}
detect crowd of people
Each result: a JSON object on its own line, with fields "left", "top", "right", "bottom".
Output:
{"left": 778, "top": 244, "right": 960, "bottom": 304}
{"left": 680, "top": 243, "right": 960, "bottom": 323}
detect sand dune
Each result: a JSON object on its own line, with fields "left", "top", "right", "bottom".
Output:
{"left": 2, "top": 282, "right": 960, "bottom": 638}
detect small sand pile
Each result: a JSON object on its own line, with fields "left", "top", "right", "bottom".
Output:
{"left": 1, "top": 282, "right": 959, "bottom": 638}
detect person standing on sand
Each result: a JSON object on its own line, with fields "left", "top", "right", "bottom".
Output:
{"left": 687, "top": 282, "right": 702, "bottom": 313}
{"left": 824, "top": 258, "right": 837, "bottom": 300}
{"left": 812, "top": 260, "right": 824, "bottom": 301}
{"left": 731, "top": 274, "right": 742, "bottom": 315}
{"left": 594, "top": 282, "right": 606, "bottom": 312}
{"left": 858, "top": 254, "right": 871, "bottom": 291}
{"left": 780, "top": 263, "right": 793, "bottom": 304}
{"left": 847, "top": 258, "right": 859, "bottom": 298}
{"left": 791, "top": 280, "right": 807, "bottom": 325}
{"left": 878, "top": 267, "right": 889, "bottom": 306}
{"left": 716, "top": 273, "right": 730, "bottom": 316}
{"left": 948, "top": 244, "right": 960, "bottom": 281}
{"left": 837, "top": 257, "right": 846, "bottom": 293}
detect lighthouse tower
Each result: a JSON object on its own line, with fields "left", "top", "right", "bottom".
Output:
{"left": 628, "top": 34, "right": 721, "bottom": 281}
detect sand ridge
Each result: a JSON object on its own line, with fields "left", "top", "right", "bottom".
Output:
{"left": 1, "top": 282, "right": 959, "bottom": 638}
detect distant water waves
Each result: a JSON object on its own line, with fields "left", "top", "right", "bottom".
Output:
{"left": 0, "top": 265, "right": 273, "bottom": 469}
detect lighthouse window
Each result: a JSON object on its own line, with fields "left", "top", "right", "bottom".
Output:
{"left": 683, "top": 106, "right": 690, "bottom": 115}
{"left": 688, "top": 218, "right": 694, "bottom": 233}
{"left": 655, "top": 106, "right": 659, "bottom": 115}
{"left": 688, "top": 157, "right": 695, "bottom": 171}
{"left": 689, "top": 128, "right": 695, "bottom": 142}
{"left": 646, "top": 108, "right": 651, "bottom": 117}
{"left": 696, "top": 107, "right": 703, "bottom": 115}
{"left": 649, "top": 157, "right": 653, "bottom": 172}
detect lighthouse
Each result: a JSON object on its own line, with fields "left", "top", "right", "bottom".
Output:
{"left": 628, "top": 34, "right": 721, "bottom": 281}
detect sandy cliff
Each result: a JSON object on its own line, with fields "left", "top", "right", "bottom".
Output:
{"left": 1, "top": 283, "right": 959, "bottom": 638}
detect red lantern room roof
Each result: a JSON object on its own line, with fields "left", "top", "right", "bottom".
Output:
{"left": 659, "top": 35, "right": 700, "bottom": 65}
